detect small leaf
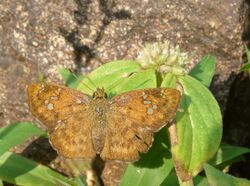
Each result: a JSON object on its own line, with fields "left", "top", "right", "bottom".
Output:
{"left": 38, "top": 72, "right": 46, "bottom": 82}
{"left": 239, "top": 45, "right": 250, "bottom": 72}
{"left": 240, "top": 63, "right": 250, "bottom": 72}
{"left": 160, "top": 173, "right": 179, "bottom": 186}
{"left": 189, "top": 55, "right": 216, "bottom": 87}
{"left": 161, "top": 73, "right": 177, "bottom": 88}
{"left": 161, "top": 174, "right": 208, "bottom": 186}
{"left": 0, "top": 122, "right": 46, "bottom": 156}
{"left": 193, "top": 175, "right": 207, "bottom": 186}
{"left": 121, "top": 129, "right": 174, "bottom": 186}
{"left": 171, "top": 75, "right": 222, "bottom": 180}
{"left": 0, "top": 151, "right": 78, "bottom": 186}
{"left": 59, "top": 68, "right": 85, "bottom": 89}
{"left": 209, "top": 144, "right": 250, "bottom": 166}
{"left": 245, "top": 45, "right": 250, "bottom": 63}
{"left": 204, "top": 164, "right": 250, "bottom": 186}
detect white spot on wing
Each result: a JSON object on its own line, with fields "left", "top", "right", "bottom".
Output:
{"left": 47, "top": 103, "right": 54, "bottom": 110}
{"left": 147, "top": 107, "right": 154, "bottom": 115}
{"left": 152, "top": 105, "right": 157, "bottom": 109}
{"left": 143, "top": 100, "right": 151, "bottom": 105}
{"left": 50, "top": 96, "right": 59, "bottom": 100}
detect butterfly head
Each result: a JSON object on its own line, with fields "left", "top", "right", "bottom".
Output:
{"left": 93, "top": 87, "right": 108, "bottom": 99}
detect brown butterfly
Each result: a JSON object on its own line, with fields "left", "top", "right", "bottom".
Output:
{"left": 27, "top": 83, "right": 180, "bottom": 161}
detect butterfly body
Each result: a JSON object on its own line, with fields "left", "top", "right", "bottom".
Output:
{"left": 28, "top": 83, "right": 180, "bottom": 161}
{"left": 89, "top": 88, "right": 109, "bottom": 153}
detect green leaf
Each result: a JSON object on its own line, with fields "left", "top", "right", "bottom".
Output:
{"left": 160, "top": 173, "right": 179, "bottom": 186}
{"left": 161, "top": 73, "right": 177, "bottom": 88}
{"left": 239, "top": 46, "right": 250, "bottom": 72}
{"left": 38, "top": 72, "right": 46, "bottom": 82}
{"left": 112, "top": 69, "right": 156, "bottom": 95}
{"left": 121, "top": 129, "right": 174, "bottom": 186}
{"left": 76, "top": 60, "right": 141, "bottom": 95}
{"left": 72, "top": 176, "right": 87, "bottom": 186}
{"left": 0, "top": 122, "right": 46, "bottom": 156}
{"left": 0, "top": 151, "right": 78, "bottom": 186}
{"left": 193, "top": 175, "right": 207, "bottom": 186}
{"left": 161, "top": 174, "right": 208, "bottom": 186}
{"left": 61, "top": 60, "right": 156, "bottom": 97}
{"left": 189, "top": 55, "right": 216, "bottom": 87}
{"left": 171, "top": 75, "right": 222, "bottom": 180}
{"left": 59, "top": 68, "right": 85, "bottom": 89}
{"left": 204, "top": 164, "right": 250, "bottom": 186}
{"left": 245, "top": 45, "right": 250, "bottom": 63}
{"left": 209, "top": 144, "right": 250, "bottom": 166}
{"left": 240, "top": 63, "right": 250, "bottom": 72}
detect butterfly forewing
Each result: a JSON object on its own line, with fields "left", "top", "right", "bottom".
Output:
{"left": 101, "top": 88, "right": 180, "bottom": 161}
{"left": 28, "top": 83, "right": 90, "bottom": 130}
{"left": 27, "top": 83, "right": 96, "bottom": 158}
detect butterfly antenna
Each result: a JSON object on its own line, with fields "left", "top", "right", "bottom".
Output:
{"left": 85, "top": 75, "right": 97, "bottom": 89}
{"left": 68, "top": 69, "right": 95, "bottom": 92}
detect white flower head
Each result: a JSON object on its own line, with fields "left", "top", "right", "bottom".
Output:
{"left": 137, "top": 41, "right": 192, "bottom": 75}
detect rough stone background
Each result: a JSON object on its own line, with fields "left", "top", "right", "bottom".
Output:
{"left": 0, "top": 0, "right": 248, "bottom": 185}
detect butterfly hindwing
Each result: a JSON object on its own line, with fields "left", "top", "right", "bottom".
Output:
{"left": 101, "top": 112, "right": 153, "bottom": 161}
{"left": 50, "top": 110, "right": 96, "bottom": 158}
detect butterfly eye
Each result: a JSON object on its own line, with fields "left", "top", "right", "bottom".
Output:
{"left": 93, "top": 88, "right": 107, "bottom": 99}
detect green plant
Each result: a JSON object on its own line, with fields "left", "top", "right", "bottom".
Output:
{"left": 1, "top": 43, "right": 250, "bottom": 186}
{"left": 240, "top": 45, "right": 250, "bottom": 73}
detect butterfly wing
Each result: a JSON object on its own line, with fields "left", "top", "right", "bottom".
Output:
{"left": 49, "top": 111, "right": 96, "bottom": 158}
{"left": 101, "top": 88, "right": 180, "bottom": 161}
{"left": 27, "top": 83, "right": 96, "bottom": 158}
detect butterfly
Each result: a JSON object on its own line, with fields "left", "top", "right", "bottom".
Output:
{"left": 27, "top": 83, "right": 180, "bottom": 161}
